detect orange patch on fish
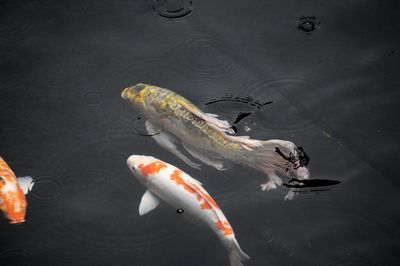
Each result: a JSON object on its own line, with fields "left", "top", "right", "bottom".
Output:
{"left": 191, "top": 183, "right": 220, "bottom": 210}
{"left": 169, "top": 168, "right": 221, "bottom": 212}
{"left": 215, "top": 220, "right": 233, "bottom": 236}
{"left": 0, "top": 190, "right": 26, "bottom": 223}
{"left": 170, "top": 170, "right": 196, "bottom": 194}
{"left": 200, "top": 201, "right": 212, "bottom": 209}
{"left": 0, "top": 157, "right": 17, "bottom": 182}
{"left": 138, "top": 162, "right": 167, "bottom": 176}
{"left": 0, "top": 157, "right": 27, "bottom": 223}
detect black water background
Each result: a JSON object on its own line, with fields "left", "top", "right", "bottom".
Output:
{"left": 0, "top": 0, "right": 400, "bottom": 265}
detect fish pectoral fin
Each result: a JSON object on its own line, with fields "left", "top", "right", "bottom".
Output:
{"left": 182, "top": 143, "right": 226, "bottom": 171}
{"left": 144, "top": 120, "right": 163, "bottom": 135}
{"left": 145, "top": 121, "right": 201, "bottom": 170}
{"left": 17, "top": 176, "right": 34, "bottom": 195}
{"left": 139, "top": 190, "right": 161, "bottom": 216}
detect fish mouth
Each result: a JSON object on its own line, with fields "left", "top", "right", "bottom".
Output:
{"left": 121, "top": 83, "right": 147, "bottom": 100}
{"left": 9, "top": 219, "right": 25, "bottom": 224}
{"left": 121, "top": 87, "right": 131, "bottom": 99}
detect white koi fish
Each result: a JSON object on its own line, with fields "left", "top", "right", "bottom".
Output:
{"left": 122, "top": 84, "right": 310, "bottom": 191}
{"left": 127, "top": 155, "right": 250, "bottom": 266}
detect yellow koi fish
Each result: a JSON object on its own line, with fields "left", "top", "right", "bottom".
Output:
{"left": 122, "top": 84, "right": 310, "bottom": 191}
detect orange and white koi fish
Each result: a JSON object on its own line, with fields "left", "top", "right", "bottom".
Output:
{"left": 122, "top": 84, "right": 310, "bottom": 191}
{"left": 0, "top": 157, "right": 34, "bottom": 224}
{"left": 127, "top": 155, "right": 250, "bottom": 266}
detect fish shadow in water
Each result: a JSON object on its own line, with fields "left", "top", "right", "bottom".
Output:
{"left": 283, "top": 178, "right": 341, "bottom": 200}
{"left": 284, "top": 178, "right": 341, "bottom": 189}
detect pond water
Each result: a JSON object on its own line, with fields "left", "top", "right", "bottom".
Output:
{"left": 0, "top": 0, "right": 399, "bottom": 265}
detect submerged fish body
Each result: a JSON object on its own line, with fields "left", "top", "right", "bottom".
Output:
{"left": 122, "top": 84, "right": 242, "bottom": 153}
{"left": 0, "top": 157, "right": 34, "bottom": 224}
{"left": 127, "top": 155, "right": 250, "bottom": 266}
{"left": 122, "top": 83, "right": 310, "bottom": 191}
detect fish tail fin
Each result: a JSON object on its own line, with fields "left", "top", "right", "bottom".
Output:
{"left": 236, "top": 139, "right": 285, "bottom": 172}
{"left": 226, "top": 237, "right": 250, "bottom": 266}
{"left": 234, "top": 139, "right": 310, "bottom": 190}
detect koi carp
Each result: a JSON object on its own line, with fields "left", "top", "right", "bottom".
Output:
{"left": 0, "top": 157, "right": 34, "bottom": 224}
{"left": 127, "top": 155, "right": 250, "bottom": 266}
{"left": 122, "top": 84, "right": 310, "bottom": 191}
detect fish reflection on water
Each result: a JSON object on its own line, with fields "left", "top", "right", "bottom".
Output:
{"left": 127, "top": 155, "right": 250, "bottom": 266}
{"left": 122, "top": 83, "right": 310, "bottom": 192}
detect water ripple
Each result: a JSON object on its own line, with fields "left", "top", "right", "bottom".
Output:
{"left": 30, "top": 177, "right": 63, "bottom": 201}
{"left": 0, "top": 1, "right": 34, "bottom": 36}
{"left": 152, "top": 0, "right": 195, "bottom": 21}
{"left": 166, "top": 35, "right": 242, "bottom": 82}
{"left": 0, "top": 248, "right": 33, "bottom": 266}
{"left": 228, "top": 77, "right": 332, "bottom": 134}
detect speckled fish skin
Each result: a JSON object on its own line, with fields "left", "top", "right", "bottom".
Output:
{"left": 127, "top": 155, "right": 250, "bottom": 266}
{"left": 122, "top": 83, "right": 310, "bottom": 192}
{"left": 121, "top": 83, "right": 246, "bottom": 155}
{"left": 0, "top": 157, "right": 28, "bottom": 224}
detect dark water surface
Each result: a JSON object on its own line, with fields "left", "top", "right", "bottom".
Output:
{"left": 1, "top": 0, "right": 399, "bottom": 265}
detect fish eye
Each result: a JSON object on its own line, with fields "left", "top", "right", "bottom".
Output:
{"left": 0, "top": 176, "right": 6, "bottom": 185}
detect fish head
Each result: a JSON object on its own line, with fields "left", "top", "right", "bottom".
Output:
{"left": 274, "top": 141, "right": 310, "bottom": 180}
{"left": 0, "top": 176, "right": 27, "bottom": 224}
{"left": 127, "top": 155, "right": 167, "bottom": 184}
{"left": 121, "top": 83, "right": 148, "bottom": 105}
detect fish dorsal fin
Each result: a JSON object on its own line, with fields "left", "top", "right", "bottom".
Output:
{"left": 186, "top": 174, "right": 202, "bottom": 187}
{"left": 203, "top": 113, "right": 235, "bottom": 134}
{"left": 17, "top": 176, "right": 34, "bottom": 195}
{"left": 205, "top": 113, "right": 218, "bottom": 118}
{"left": 178, "top": 102, "right": 234, "bottom": 133}
{"left": 179, "top": 173, "right": 226, "bottom": 222}
{"left": 177, "top": 170, "right": 204, "bottom": 188}
{"left": 139, "top": 190, "right": 161, "bottom": 216}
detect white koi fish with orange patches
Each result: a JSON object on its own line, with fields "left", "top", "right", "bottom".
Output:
{"left": 0, "top": 157, "right": 34, "bottom": 224}
{"left": 127, "top": 155, "right": 250, "bottom": 266}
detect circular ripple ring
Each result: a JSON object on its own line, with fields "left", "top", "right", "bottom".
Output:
{"left": 297, "top": 16, "right": 320, "bottom": 34}
{"left": 153, "top": 0, "right": 193, "bottom": 19}
{"left": 30, "top": 177, "right": 63, "bottom": 201}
